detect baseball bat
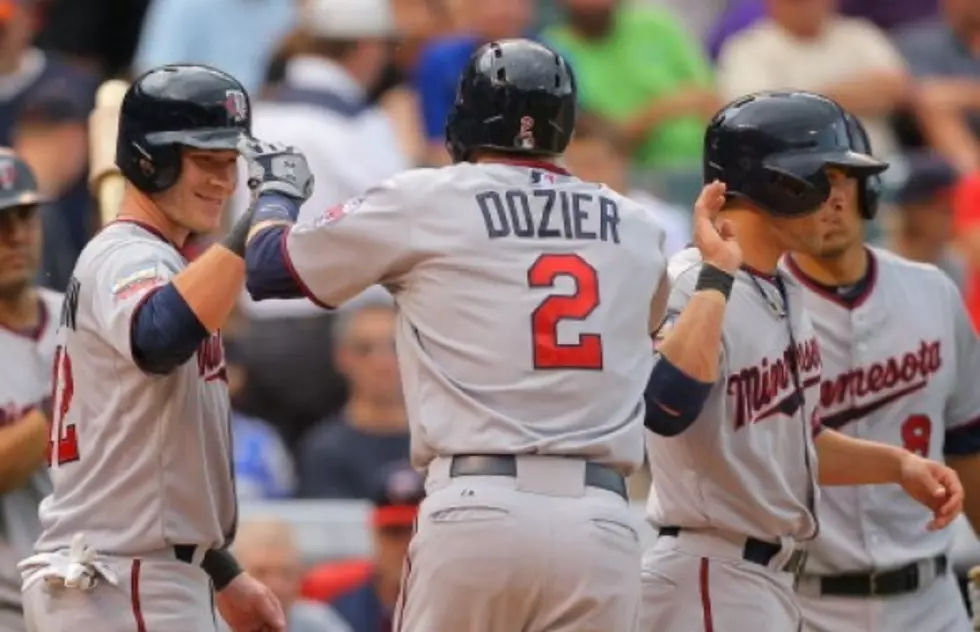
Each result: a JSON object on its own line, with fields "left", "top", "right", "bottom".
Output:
{"left": 88, "top": 79, "right": 129, "bottom": 227}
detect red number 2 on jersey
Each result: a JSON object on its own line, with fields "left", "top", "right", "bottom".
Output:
{"left": 901, "top": 414, "right": 932, "bottom": 457}
{"left": 527, "top": 253, "right": 603, "bottom": 370}
{"left": 46, "top": 346, "right": 79, "bottom": 467}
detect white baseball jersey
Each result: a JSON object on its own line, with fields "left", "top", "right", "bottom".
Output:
{"left": 35, "top": 219, "right": 236, "bottom": 556}
{"left": 646, "top": 249, "right": 823, "bottom": 542}
{"left": 282, "top": 161, "right": 668, "bottom": 475}
{"left": 784, "top": 247, "right": 980, "bottom": 573}
{"left": 0, "top": 289, "right": 60, "bottom": 619}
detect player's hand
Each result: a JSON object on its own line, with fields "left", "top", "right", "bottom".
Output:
{"left": 239, "top": 138, "right": 315, "bottom": 203}
{"left": 693, "top": 180, "right": 741, "bottom": 275}
{"left": 898, "top": 453, "right": 964, "bottom": 531}
{"left": 214, "top": 572, "right": 286, "bottom": 632}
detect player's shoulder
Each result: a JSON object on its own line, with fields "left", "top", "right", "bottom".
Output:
{"left": 666, "top": 247, "right": 704, "bottom": 288}
{"left": 74, "top": 221, "right": 183, "bottom": 280}
{"left": 871, "top": 247, "right": 954, "bottom": 291}
{"left": 366, "top": 166, "right": 442, "bottom": 198}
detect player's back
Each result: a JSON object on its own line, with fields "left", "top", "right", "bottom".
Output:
{"left": 392, "top": 161, "right": 667, "bottom": 475}
{"left": 36, "top": 221, "right": 235, "bottom": 556}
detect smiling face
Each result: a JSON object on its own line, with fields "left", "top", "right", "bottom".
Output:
{"left": 152, "top": 148, "right": 239, "bottom": 235}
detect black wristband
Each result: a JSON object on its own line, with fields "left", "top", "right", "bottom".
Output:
{"left": 201, "top": 549, "right": 243, "bottom": 591}
{"left": 222, "top": 204, "right": 256, "bottom": 258}
{"left": 694, "top": 264, "right": 735, "bottom": 301}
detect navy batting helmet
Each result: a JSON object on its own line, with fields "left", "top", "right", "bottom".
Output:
{"left": 0, "top": 149, "right": 45, "bottom": 211}
{"left": 445, "top": 39, "right": 576, "bottom": 163}
{"left": 843, "top": 113, "right": 885, "bottom": 220}
{"left": 116, "top": 64, "right": 252, "bottom": 194}
{"left": 704, "top": 91, "right": 888, "bottom": 217}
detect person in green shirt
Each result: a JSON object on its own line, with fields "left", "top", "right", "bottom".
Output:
{"left": 542, "top": 0, "right": 719, "bottom": 169}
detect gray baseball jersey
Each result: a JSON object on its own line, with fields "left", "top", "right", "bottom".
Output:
{"left": 645, "top": 249, "right": 823, "bottom": 542}
{"left": 34, "top": 220, "right": 236, "bottom": 556}
{"left": 784, "top": 247, "right": 980, "bottom": 573}
{"left": 0, "top": 289, "right": 60, "bottom": 624}
{"left": 282, "top": 162, "right": 668, "bottom": 475}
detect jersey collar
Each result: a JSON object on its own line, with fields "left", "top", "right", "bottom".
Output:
{"left": 107, "top": 218, "right": 190, "bottom": 261}
{"left": 785, "top": 247, "right": 878, "bottom": 310}
{"left": 488, "top": 158, "right": 571, "bottom": 176}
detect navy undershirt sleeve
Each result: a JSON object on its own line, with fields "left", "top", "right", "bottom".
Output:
{"left": 130, "top": 283, "right": 209, "bottom": 375}
{"left": 244, "top": 226, "right": 305, "bottom": 300}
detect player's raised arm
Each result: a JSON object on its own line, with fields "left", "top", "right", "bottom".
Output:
{"left": 238, "top": 142, "right": 417, "bottom": 308}
{"left": 644, "top": 181, "right": 740, "bottom": 437}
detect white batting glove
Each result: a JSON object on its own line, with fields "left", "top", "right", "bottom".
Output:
{"left": 238, "top": 138, "right": 315, "bottom": 203}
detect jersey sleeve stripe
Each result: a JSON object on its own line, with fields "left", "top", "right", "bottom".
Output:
{"left": 280, "top": 226, "right": 336, "bottom": 310}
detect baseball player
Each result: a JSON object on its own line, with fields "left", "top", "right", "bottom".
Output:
{"left": 0, "top": 151, "right": 60, "bottom": 632}
{"left": 784, "top": 115, "right": 980, "bottom": 631}
{"left": 641, "top": 91, "right": 964, "bottom": 632}
{"left": 239, "top": 39, "right": 669, "bottom": 631}
{"left": 18, "top": 65, "right": 286, "bottom": 632}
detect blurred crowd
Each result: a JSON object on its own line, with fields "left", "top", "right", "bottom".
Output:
{"left": 5, "top": 0, "right": 980, "bottom": 628}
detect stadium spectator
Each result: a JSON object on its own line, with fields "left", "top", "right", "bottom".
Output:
{"left": 898, "top": 0, "right": 980, "bottom": 174}
{"left": 132, "top": 0, "right": 296, "bottom": 94}
{"left": 0, "top": 0, "right": 98, "bottom": 291}
{"left": 227, "top": 0, "right": 403, "bottom": 446}
{"left": 542, "top": 0, "right": 717, "bottom": 169}
{"left": 707, "top": 0, "right": 940, "bottom": 61}
{"left": 413, "top": 0, "right": 533, "bottom": 165}
{"left": 563, "top": 114, "right": 691, "bottom": 257}
{"left": 225, "top": 338, "right": 298, "bottom": 500}
{"left": 300, "top": 462, "right": 422, "bottom": 632}
{"left": 297, "top": 301, "right": 408, "bottom": 500}
{"left": 885, "top": 153, "right": 965, "bottom": 288}
{"left": 953, "top": 171, "right": 980, "bottom": 333}
{"left": 228, "top": 517, "right": 351, "bottom": 632}
{"left": 716, "top": 0, "right": 910, "bottom": 158}
{"left": 34, "top": 0, "right": 150, "bottom": 77}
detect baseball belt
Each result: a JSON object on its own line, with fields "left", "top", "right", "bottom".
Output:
{"left": 657, "top": 526, "right": 808, "bottom": 575}
{"left": 801, "top": 555, "right": 948, "bottom": 598}
{"left": 448, "top": 454, "right": 628, "bottom": 501}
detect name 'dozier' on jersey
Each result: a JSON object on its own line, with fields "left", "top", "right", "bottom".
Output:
{"left": 728, "top": 337, "right": 823, "bottom": 430}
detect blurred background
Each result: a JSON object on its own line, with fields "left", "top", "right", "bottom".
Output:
{"left": 8, "top": 0, "right": 980, "bottom": 628}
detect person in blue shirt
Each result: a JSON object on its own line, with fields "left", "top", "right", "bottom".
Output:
{"left": 413, "top": 0, "right": 534, "bottom": 165}
{"left": 301, "top": 462, "right": 423, "bottom": 632}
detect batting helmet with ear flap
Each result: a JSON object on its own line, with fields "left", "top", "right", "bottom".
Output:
{"left": 843, "top": 113, "right": 886, "bottom": 220}
{"left": 116, "top": 64, "right": 252, "bottom": 194}
{"left": 703, "top": 91, "right": 889, "bottom": 218}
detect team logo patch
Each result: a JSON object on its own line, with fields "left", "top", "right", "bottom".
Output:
{"left": 112, "top": 265, "right": 164, "bottom": 301}
{"left": 652, "top": 310, "right": 679, "bottom": 349}
{"left": 318, "top": 195, "right": 364, "bottom": 227}
{"left": 0, "top": 159, "right": 16, "bottom": 190}
{"left": 224, "top": 90, "right": 248, "bottom": 123}
{"left": 516, "top": 116, "right": 535, "bottom": 150}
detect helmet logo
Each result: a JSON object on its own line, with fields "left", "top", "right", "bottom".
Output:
{"left": 0, "top": 160, "right": 15, "bottom": 190}
{"left": 516, "top": 116, "right": 535, "bottom": 150}
{"left": 224, "top": 90, "right": 248, "bottom": 123}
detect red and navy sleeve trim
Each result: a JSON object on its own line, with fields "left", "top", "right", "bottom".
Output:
{"left": 244, "top": 225, "right": 335, "bottom": 310}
